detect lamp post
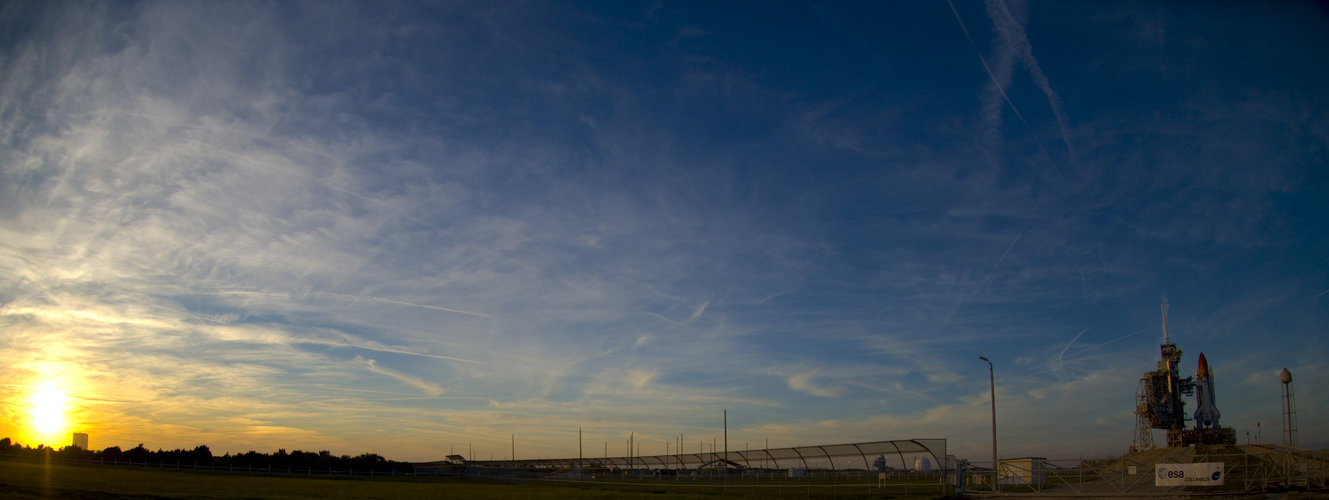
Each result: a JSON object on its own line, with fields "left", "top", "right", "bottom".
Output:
{"left": 979, "top": 356, "right": 997, "bottom": 488}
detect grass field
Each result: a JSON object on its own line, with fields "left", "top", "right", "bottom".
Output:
{"left": 0, "top": 459, "right": 946, "bottom": 499}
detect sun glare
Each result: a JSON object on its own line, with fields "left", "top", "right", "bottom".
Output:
{"left": 28, "top": 380, "right": 70, "bottom": 438}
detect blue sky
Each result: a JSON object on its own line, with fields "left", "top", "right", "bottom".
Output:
{"left": 1, "top": 1, "right": 1326, "bottom": 462}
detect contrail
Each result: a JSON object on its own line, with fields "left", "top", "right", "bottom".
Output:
{"left": 203, "top": 290, "right": 494, "bottom": 319}
{"left": 303, "top": 337, "right": 490, "bottom": 365}
{"left": 945, "top": 229, "right": 1023, "bottom": 325}
{"left": 328, "top": 292, "right": 495, "bottom": 320}
{"left": 984, "top": 0, "right": 1079, "bottom": 166}
{"left": 182, "top": 294, "right": 492, "bottom": 365}
{"left": 977, "top": 229, "right": 1024, "bottom": 292}
{"left": 950, "top": 0, "right": 1056, "bottom": 172}
{"left": 947, "top": 0, "right": 1073, "bottom": 169}
{"left": 687, "top": 300, "right": 709, "bottom": 323}
{"left": 1056, "top": 328, "right": 1089, "bottom": 379}
{"left": 1099, "top": 326, "right": 1149, "bottom": 348}
{"left": 358, "top": 356, "right": 446, "bottom": 397}
{"left": 947, "top": 0, "right": 1032, "bottom": 130}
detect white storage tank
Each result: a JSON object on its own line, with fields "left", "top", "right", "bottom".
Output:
{"left": 913, "top": 456, "right": 931, "bottom": 472}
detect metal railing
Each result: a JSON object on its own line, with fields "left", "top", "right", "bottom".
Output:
{"left": 961, "top": 446, "right": 1329, "bottom": 497}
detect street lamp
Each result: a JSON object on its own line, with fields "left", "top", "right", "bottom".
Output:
{"left": 979, "top": 356, "right": 997, "bottom": 488}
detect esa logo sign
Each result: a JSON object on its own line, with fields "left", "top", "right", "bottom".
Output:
{"left": 1157, "top": 467, "right": 1184, "bottom": 479}
{"left": 1155, "top": 463, "right": 1224, "bottom": 486}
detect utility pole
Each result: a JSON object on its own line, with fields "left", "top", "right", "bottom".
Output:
{"left": 980, "top": 356, "right": 998, "bottom": 487}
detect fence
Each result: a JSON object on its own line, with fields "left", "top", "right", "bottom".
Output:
{"left": 460, "top": 465, "right": 951, "bottom": 498}
{"left": 962, "top": 445, "right": 1329, "bottom": 497}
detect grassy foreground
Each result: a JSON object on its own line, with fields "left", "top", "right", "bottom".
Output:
{"left": 0, "top": 460, "right": 702, "bottom": 499}
{"left": 0, "top": 460, "right": 943, "bottom": 499}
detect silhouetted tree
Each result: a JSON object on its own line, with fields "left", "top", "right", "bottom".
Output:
{"left": 191, "top": 445, "right": 212, "bottom": 464}
{"left": 124, "top": 444, "right": 150, "bottom": 463}
{"left": 0, "top": 436, "right": 413, "bottom": 474}
{"left": 101, "top": 446, "right": 123, "bottom": 462}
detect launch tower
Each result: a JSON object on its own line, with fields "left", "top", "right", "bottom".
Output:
{"left": 1132, "top": 305, "right": 1235, "bottom": 449}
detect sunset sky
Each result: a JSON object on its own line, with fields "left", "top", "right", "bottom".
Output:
{"left": 1, "top": 1, "right": 1326, "bottom": 462}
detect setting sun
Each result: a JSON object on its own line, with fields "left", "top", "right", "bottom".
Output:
{"left": 27, "top": 380, "right": 70, "bottom": 439}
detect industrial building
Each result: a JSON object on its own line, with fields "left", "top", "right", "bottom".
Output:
{"left": 72, "top": 432, "right": 89, "bottom": 450}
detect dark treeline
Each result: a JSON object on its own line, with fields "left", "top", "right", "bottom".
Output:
{"left": 0, "top": 437, "right": 414, "bottom": 474}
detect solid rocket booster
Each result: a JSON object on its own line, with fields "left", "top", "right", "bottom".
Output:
{"left": 1193, "top": 352, "right": 1221, "bottom": 429}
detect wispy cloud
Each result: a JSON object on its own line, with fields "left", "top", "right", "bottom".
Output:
{"left": 783, "top": 368, "right": 844, "bottom": 398}
{"left": 1, "top": 1, "right": 1325, "bottom": 459}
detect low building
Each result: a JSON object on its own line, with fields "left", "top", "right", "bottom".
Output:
{"left": 998, "top": 457, "right": 1048, "bottom": 487}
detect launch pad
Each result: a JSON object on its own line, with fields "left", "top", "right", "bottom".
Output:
{"left": 1132, "top": 306, "right": 1236, "bottom": 451}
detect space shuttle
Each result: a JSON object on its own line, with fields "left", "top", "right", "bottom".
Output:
{"left": 1192, "top": 352, "right": 1221, "bottom": 429}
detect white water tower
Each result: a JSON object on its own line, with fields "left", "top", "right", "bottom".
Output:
{"left": 1281, "top": 368, "right": 1298, "bottom": 447}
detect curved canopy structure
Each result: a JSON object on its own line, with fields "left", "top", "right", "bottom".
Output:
{"left": 460, "top": 438, "right": 947, "bottom": 472}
